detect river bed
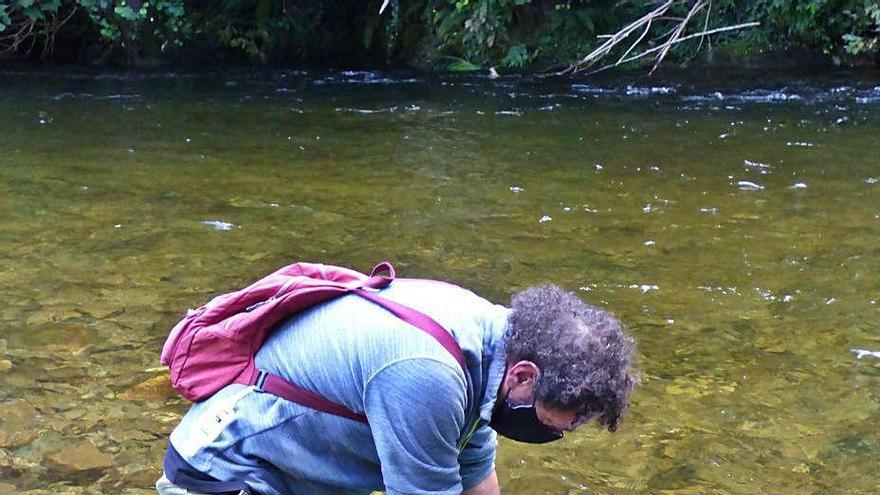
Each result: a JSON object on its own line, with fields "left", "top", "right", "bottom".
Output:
{"left": 0, "top": 68, "right": 878, "bottom": 494}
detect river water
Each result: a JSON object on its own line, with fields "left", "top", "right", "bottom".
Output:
{"left": 0, "top": 69, "right": 878, "bottom": 494}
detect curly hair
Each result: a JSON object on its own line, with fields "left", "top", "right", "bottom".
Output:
{"left": 505, "top": 285, "right": 637, "bottom": 432}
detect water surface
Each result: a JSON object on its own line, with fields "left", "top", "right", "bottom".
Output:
{"left": 0, "top": 69, "right": 878, "bottom": 494}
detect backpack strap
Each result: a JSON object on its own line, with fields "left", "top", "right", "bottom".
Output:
{"left": 251, "top": 287, "right": 466, "bottom": 423}
{"left": 256, "top": 370, "right": 368, "bottom": 423}
{"left": 354, "top": 288, "right": 466, "bottom": 371}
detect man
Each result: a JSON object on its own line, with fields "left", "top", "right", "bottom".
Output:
{"left": 157, "top": 278, "right": 636, "bottom": 495}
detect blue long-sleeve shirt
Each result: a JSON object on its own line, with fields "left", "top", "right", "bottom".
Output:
{"left": 167, "top": 279, "right": 510, "bottom": 495}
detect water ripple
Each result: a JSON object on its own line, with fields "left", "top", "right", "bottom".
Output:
{"left": 736, "top": 180, "right": 765, "bottom": 191}
{"left": 851, "top": 349, "right": 880, "bottom": 359}
{"left": 202, "top": 220, "right": 236, "bottom": 231}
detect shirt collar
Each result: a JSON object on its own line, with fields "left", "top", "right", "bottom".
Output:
{"left": 478, "top": 312, "right": 509, "bottom": 422}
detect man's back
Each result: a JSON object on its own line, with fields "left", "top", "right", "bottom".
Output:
{"left": 167, "top": 279, "right": 509, "bottom": 495}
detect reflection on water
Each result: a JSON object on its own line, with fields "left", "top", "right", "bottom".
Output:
{"left": 0, "top": 69, "right": 878, "bottom": 494}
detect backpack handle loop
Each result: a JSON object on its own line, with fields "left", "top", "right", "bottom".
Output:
{"left": 370, "top": 261, "right": 395, "bottom": 279}
{"left": 361, "top": 261, "right": 395, "bottom": 290}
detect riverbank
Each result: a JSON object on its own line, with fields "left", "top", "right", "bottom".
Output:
{"left": 2, "top": 1, "right": 878, "bottom": 73}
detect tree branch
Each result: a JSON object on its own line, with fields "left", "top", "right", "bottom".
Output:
{"left": 649, "top": 0, "right": 706, "bottom": 74}
{"left": 551, "top": 0, "right": 759, "bottom": 77}
{"left": 581, "top": 21, "right": 760, "bottom": 76}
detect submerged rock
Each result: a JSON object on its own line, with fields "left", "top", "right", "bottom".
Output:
{"left": 119, "top": 374, "right": 175, "bottom": 402}
{"left": 45, "top": 439, "right": 115, "bottom": 479}
{"left": 0, "top": 449, "right": 14, "bottom": 477}
{"left": 0, "top": 400, "right": 40, "bottom": 448}
{"left": 9, "top": 323, "right": 97, "bottom": 355}
{"left": 0, "top": 447, "right": 40, "bottom": 480}
{"left": 0, "top": 426, "right": 38, "bottom": 448}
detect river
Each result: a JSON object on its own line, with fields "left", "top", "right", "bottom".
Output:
{"left": 0, "top": 68, "right": 878, "bottom": 494}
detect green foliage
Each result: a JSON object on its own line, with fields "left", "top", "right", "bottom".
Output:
{"left": 500, "top": 43, "right": 528, "bottom": 67}
{"left": 197, "top": 1, "right": 329, "bottom": 62}
{"left": 0, "top": 0, "right": 59, "bottom": 30}
{"left": 420, "top": 0, "right": 618, "bottom": 69}
{"left": 1, "top": 0, "right": 187, "bottom": 59}
{"left": 76, "top": 0, "right": 188, "bottom": 48}
{"left": 1, "top": 0, "right": 878, "bottom": 67}
{"left": 445, "top": 55, "right": 481, "bottom": 71}
{"left": 0, "top": 5, "right": 11, "bottom": 33}
{"left": 1, "top": 1, "right": 76, "bottom": 56}
{"left": 713, "top": 0, "right": 880, "bottom": 59}
{"left": 535, "top": 2, "right": 624, "bottom": 67}
{"left": 843, "top": 2, "right": 880, "bottom": 56}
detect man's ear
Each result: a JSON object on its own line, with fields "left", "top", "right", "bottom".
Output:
{"left": 504, "top": 360, "right": 540, "bottom": 403}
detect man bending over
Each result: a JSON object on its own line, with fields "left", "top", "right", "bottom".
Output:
{"left": 158, "top": 279, "right": 637, "bottom": 495}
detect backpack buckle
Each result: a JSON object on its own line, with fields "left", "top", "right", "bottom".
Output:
{"left": 254, "top": 370, "right": 269, "bottom": 392}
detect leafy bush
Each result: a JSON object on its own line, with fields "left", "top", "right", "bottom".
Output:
{"left": 0, "top": 0, "right": 187, "bottom": 60}
{"left": 1, "top": 0, "right": 878, "bottom": 68}
{"left": 843, "top": 2, "right": 880, "bottom": 57}
{"left": 713, "top": 0, "right": 880, "bottom": 59}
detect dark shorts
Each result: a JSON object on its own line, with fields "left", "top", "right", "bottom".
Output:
{"left": 156, "top": 474, "right": 248, "bottom": 495}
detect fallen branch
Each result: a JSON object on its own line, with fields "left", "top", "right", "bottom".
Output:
{"left": 617, "top": 15, "right": 653, "bottom": 65}
{"left": 559, "top": 0, "right": 674, "bottom": 75}
{"left": 579, "top": 21, "right": 759, "bottom": 76}
{"left": 0, "top": 19, "right": 37, "bottom": 55}
{"left": 693, "top": 0, "right": 711, "bottom": 58}
{"left": 620, "top": 22, "right": 760, "bottom": 66}
{"left": 650, "top": 0, "right": 706, "bottom": 74}
{"left": 1, "top": 4, "right": 79, "bottom": 58}
{"left": 553, "top": 0, "right": 759, "bottom": 77}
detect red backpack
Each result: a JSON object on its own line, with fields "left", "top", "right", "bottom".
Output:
{"left": 160, "top": 261, "right": 466, "bottom": 422}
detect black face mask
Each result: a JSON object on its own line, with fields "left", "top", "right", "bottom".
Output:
{"left": 489, "top": 395, "right": 564, "bottom": 444}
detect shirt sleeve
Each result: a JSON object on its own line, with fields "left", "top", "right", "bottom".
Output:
{"left": 458, "top": 423, "right": 497, "bottom": 490}
{"left": 363, "top": 358, "right": 468, "bottom": 495}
